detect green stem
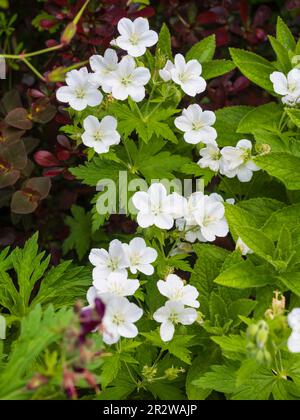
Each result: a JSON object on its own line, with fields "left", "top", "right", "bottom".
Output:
{"left": 22, "top": 57, "right": 46, "bottom": 82}
{"left": 74, "top": 0, "right": 91, "bottom": 25}
{"left": 146, "top": 85, "right": 172, "bottom": 121}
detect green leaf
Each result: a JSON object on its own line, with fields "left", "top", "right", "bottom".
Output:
{"left": 262, "top": 203, "right": 300, "bottom": 240}
{"left": 193, "top": 364, "right": 237, "bottom": 394}
{"left": 230, "top": 48, "right": 276, "bottom": 92}
{"left": 276, "top": 17, "right": 296, "bottom": 51}
{"left": 276, "top": 227, "right": 293, "bottom": 261}
{"left": 268, "top": 35, "right": 292, "bottom": 73}
{"left": 147, "top": 382, "right": 185, "bottom": 400}
{"left": 142, "top": 331, "right": 194, "bottom": 364}
{"left": 191, "top": 244, "right": 229, "bottom": 317}
{"left": 201, "top": 60, "right": 236, "bottom": 79}
{"left": 237, "top": 198, "right": 286, "bottom": 228}
{"left": 237, "top": 102, "right": 283, "bottom": 134}
{"left": 70, "top": 158, "right": 124, "bottom": 187}
{"left": 63, "top": 205, "right": 92, "bottom": 260}
{"left": 212, "top": 335, "right": 247, "bottom": 360}
{"left": 156, "top": 23, "right": 172, "bottom": 60}
{"left": 186, "top": 35, "right": 216, "bottom": 63}
{"left": 255, "top": 152, "right": 300, "bottom": 190}
{"left": 0, "top": 305, "right": 73, "bottom": 398}
{"left": 278, "top": 272, "right": 300, "bottom": 297}
{"left": 214, "top": 261, "right": 273, "bottom": 289}
{"left": 215, "top": 106, "right": 253, "bottom": 147}
{"left": 234, "top": 226, "right": 276, "bottom": 262}
{"left": 138, "top": 151, "right": 190, "bottom": 181}
{"left": 101, "top": 354, "right": 121, "bottom": 389}
{"left": 286, "top": 108, "right": 300, "bottom": 128}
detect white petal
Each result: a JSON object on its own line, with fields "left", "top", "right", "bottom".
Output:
{"left": 118, "top": 322, "right": 138, "bottom": 338}
{"left": 89, "top": 248, "right": 109, "bottom": 266}
{"left": 270, "top": 71, "right": 289, "bottom": 95}
{"left": 118, "top": 18, "right": 134, "bottom": 37}
{"left": 160, "top": 322, "right": 175, "bottom": 342}
{"left": 132, "top": 191, "right": 151, "bottom": 212}
{"left": 288, "top": 332, "right": 300, "bottom": 353}
{"left": 179, "top": 308, "right": 198, "bottom": 325}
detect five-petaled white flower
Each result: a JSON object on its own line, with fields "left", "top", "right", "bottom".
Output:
{"left": 184, "top": 192, "right": 229, "bottom": 243}
{"left": 102, "top": 296, "right": 143, "bottom": 345}
{"left": 114, "top": 17, "right": 158, "bottom": 58}
{"left": 82, "top": 115, "right": 120, "bottom": 154}
{"left": 175, "top": 104, "right": 217, "bottom": 145}
{"left": 270, "top": 68, "right": 300, "bottom": 106}
{"left": 89, "top": 49, "right": 119, "bottom": 93}
{"left": 106, "top": 55, "right": 151, "bottom": 102}
{"left": 160, "top": 54, "right": 206, "bottom": 97}
{"left": 132, "top": 183, "right": 185, "bottom": 230}
{"left": 122, "top": 237, "right": 158, "bottom": 276}
{"left": 89, "top": 239, "right": 129, "bottom": 280}
{"left": 157, "top": 274, "right": 200, "bottom": 308}
{"left": 288, "top": 308, "right": 300, "bottom": 353}
{"left": 153, "top": 301, "right": 198, "bottom": 342}
{"left": 198, "top": 144, "right": 221, "bottom": 172}
{"left": 220, "top": 139, "right": 260, "bottom": 183}
{"left": 93, "top": 272, "right": 140, "bottom": 298}
{"left": 236, "top": 237, "right": 253, "bottom": 256}
{"left": 56, "top": 67, "right": 103, "bottom": 111}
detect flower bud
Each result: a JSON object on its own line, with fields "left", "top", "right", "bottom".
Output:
{"left": 61, "top": 22, "right": 77, "bottom": 45}
{"left": 47, "top": 67, "right": 66, "bottom": 83}
{"left": 164, "top": 366, "right": 185, "bottom": 381}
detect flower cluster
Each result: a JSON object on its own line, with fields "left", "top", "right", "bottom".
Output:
{"left": 288, "top": 308, "right": 300, "bottom": 353}
{"left": 153, "top": 274, "right": 199, "bottom": 342}
{"left": 270, "top": 68, "right": 300, "bottom": 106}
{"left": 198, "top": 139, "right": 260, "bottom": 183}
{"left": 87, "top": 238, "right": 157, "bottom": 345}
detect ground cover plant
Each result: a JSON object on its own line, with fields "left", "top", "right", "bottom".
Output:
{"left": 1, "top": 0, "right": 300, "bottom": 401}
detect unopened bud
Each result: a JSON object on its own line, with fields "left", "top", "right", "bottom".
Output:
{"left": 165, "top": 366, "right": 185, "bottom": 381}
{"left": 61, "top": 22, "right": 77, "bottom": 45}
{"left": 47, "top": 67, "right": 66, "bottom": 83}
{"left": 256, "top": 321, "right": 269, "bottom": 349}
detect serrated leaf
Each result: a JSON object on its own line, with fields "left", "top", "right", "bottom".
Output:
{"left": 230, "top": 48, "right": 276, "bottom": 92}
{"left": 215, "top": 106, "right": 253, "bottom": 147}
{"left": 237, "top": 102, "right": 283, "bottom": 134}
{"left": 276, "top": 17, "right": 296, "bottom": 51}
{"left": 186, "top": 35, "right": 216, "bottom": 63}
{"left": 202, "top": 59, "right": 236, "bottom": 79}
{"left": 63, "top": 205, "right": 92, "bottom": 260}
{"left": 255, "top": 152, "right": 300, "bottom": 190}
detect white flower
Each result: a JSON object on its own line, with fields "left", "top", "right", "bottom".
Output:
{"left": 157, "top": 274, "right": 200, "bottom": 308}
{"left": 122, "top": 237, "right": 157, "bottom": 276}
{"left": 160, "top": 54, "right": 206, "bottom": 97}
{"left": 183, "top": 192, "right": 229, "bottom": 243}
{"left": 153, "top": 301, "right": 198, "bottom": 342}
{"left": 270, "top": 69, "right": 300, "bottom": 106}
{"left": 82, "top": 115, "right": 120, "bottom": 154}
{"left": 105, "top": 55, "right": 150, "bottom": 102}
{"left": 288, "top": 308, "right": 300, "bottom": 353}
{"left": 132, "top": 183, "right": 185, "bottom": 230}
{"left": 236, "top": 237, "right": 253, "bottom": 256}
{"left": 220, "top": 139, "right": 260, "bottom": 183}
{"left": 198, "top": 144, "right": 221, "bottom": 172}
{"left": 93, "top": 272, "right": 140, "bottom": 297}
{"left": 114, "top": 17, "right": 158, "bottom": 57}
{"left": 175, "top": 104, "right": 217, "bottom": 145}
{"left": 159, "top": 60, "right": 174, "bottom": 82}
{"left": 56, "top": 67, "right": 103, "bottom": 111}
{"left": 89, "top": 49, "right": 119, "bottom": 93}
{"left": 89, "top": 239, "right": 129, "bottom": 280}
{"left": 102, "top": 296, "right": 143, "bottom": 345}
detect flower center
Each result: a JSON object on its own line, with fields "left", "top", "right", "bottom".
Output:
{"left": 288, "top": 81, "right": 297, "bottom": 93}
{"left": 130, "top": 252, "right": 141, "bottom": 266}
{"left": 93, "top": 131, "right": 103, "bottom": 141}
{"left": 121, "top": 75, "right": 133, "bottom": 86}
{"left": 169, "top": 312, "right": 179, "bottom": 324}
{"left": 178, "top": 71, "right": 191, "bottom": 83}
{"left": 112, "top": 313, "right": 124, "bottom": 326}
{"left": 75, "top": 88, "right": 86, "bottom": 99}
{"left": 108, "top": 258, "right": 120, "bottom": 271}
{"left": 129, "top": 33, "right": 140, "bottom": 45}
{"left": 192, "top": 122, "right": 204, "bottom": 130}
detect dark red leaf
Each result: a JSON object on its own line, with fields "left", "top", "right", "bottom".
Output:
{"left": 5, "top": 108, "right": 33, "bottom": 131}
{"left": 34, "top": 151, "right": 60, "bottom": 167}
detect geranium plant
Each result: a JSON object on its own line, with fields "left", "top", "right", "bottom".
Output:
{"left": 2, "top": 6, "right": 300, "bottom": 401}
